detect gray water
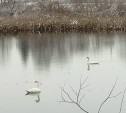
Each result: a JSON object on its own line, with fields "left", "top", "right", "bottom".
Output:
{"left": 0, "top": 32, "right": 126, "bottom": 113}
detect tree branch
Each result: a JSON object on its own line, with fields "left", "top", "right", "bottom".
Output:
{"left": 119, "top": 87, "right": 126, "bottom": 113}
{"left": 98, "top": 76, "right": 119, "bottom": 113}
{"left": 60, "top": 76, "right": 89, "bottom": 113}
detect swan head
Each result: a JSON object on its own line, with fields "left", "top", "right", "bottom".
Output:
{"left": 34, "top": 81, "right": 39, "bottom": 83}
{"left": 34, "top": 81, "right": 42, "bottom": 85}
{"left": 87, "top": 57, "right": 90, "bottom": 62}
{"left": 87, "top": 57, "right": 89, "bottom": 59}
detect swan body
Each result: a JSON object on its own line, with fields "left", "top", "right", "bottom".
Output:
{"left": 26, "top": 81, "right": 41, "bottom": 93}
{"left": 87, "top": 57, "right": 99, "bottom": 64}
{"left": 26, "top": 88, "right": 41, "bottom": 93}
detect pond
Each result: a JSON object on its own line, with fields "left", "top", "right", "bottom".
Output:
{"left": 0, "top": 32, "right": 126, "bottom": 113}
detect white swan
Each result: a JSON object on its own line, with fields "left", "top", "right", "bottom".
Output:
{"left": 87, "top": 57, "right": 99, "bottom": 64}
{"left": 26, "top": 81, "right": 41, "bottom": 93}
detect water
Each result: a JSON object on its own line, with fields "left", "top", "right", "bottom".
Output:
{"left": 0, "top": 32, "right": 126, "bottom": 113}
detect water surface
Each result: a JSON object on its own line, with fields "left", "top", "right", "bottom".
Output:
{"left": 0, "top": 32, "right": 126, "bottom": 113}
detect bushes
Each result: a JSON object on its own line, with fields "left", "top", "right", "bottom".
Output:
{"left": 0, "top": 17, "right": 126, "bottom": 34}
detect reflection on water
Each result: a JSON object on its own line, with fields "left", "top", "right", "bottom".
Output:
{"left": 26, "top": 92, "right": 40, "bottom": 103}
{"left": 1, "top": 32, "right": 126, "bottom": 113}
{"left": 1, "top": 32, "right": 126, "bottom": 69}
{"left": 14, "top": 32, "right": 126, "bottom": 69}
{"left": 87, "top": 64, "right": 100, "bottom": 71}
{"left": 0, "top": 36, "right": 13, "bottom": 64}
{"left": 18, "top": 38, "right": 30, "bottom": 64}
{"left": 87, "top": 64, "right": 90, "bottom": 71}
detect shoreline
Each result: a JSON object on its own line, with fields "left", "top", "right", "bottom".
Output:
{"left": 0, "top": 17, "right": 126, "bottom": 34}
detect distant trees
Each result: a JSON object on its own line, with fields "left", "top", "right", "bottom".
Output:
{"left": 0, "top": 0, "right": 24, "bottom": 16}
{"left": 68, "top": 0, "right": 126, "bottom": 17}
{"left": 0, "top": 0, "right": 126, "bottom": 17}
{"left": 1, "top": 0, "right": 16, "bottom": 16}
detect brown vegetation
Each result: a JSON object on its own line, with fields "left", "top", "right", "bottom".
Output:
{"left": 0, "top": 16, "right": 126, "bottom": 34}
{"left": 1, "top": 0, "right": 126, "bottom": 33}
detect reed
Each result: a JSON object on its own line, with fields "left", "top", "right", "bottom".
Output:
{"left": 0, "top": 16, "right": 126, "bottom": 34}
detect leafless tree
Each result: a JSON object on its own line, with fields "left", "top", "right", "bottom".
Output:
{"left": 1, "top": 0, "right": 16, "bottom": 16}
{"left": 60, "top": 76, "right": 89, "bottom": 113}
{"left": 60, "top": 76, "right": 123, "bottom": 113}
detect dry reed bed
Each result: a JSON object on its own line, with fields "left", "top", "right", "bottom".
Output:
{"left": 0, "top": 17, "right": 126, "bottom": 33}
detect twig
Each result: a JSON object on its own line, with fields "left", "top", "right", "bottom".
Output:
{"left": 109, "top": 92, "right": 122, "bottom": 98}
{"left": 79, "top": 94, "right": 86, "bottom": 104}
{"left": 69, "top": 83, "right": 77, "bottom": 96}
{"left": 119, "top": 87, "right": 126, "bottom": 113}
{"left": 98, "top": 76, "right": 119, "bottom": 113}
{"left": 60, "top": 76, "right": 89, "bottom": 113}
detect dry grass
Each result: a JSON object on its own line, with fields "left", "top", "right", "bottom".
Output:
{"left": 0, "top": 16, "right": 126, "bottom": 34}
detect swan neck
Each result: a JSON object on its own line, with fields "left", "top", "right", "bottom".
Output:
{"left": 87, "top": 58, "right": 89, "bottom": 63}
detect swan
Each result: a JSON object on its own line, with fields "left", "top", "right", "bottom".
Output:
{"left": 26, "top": 81, "right": 41, "bottom": 93}
{"left": 87, "top": 57, "right": 99, "bottom": 64}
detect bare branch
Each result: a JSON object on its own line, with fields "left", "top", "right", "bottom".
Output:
{"left": 60, "top": 76, "right": 89, "bottom": 113}
{"left": 119, "top": 87, "right": 126, "bottom": 113}
{"left": 77, "top": 76, "right": 88, "bottom": 104}
{"left": 81, "top": 84, "right": 90, "bottom": 90}
{"left": 98, "top": 76, "right": 119, "bottom": 113}
{"left": 60, "top": 86, "right": 74, "bottom": 103}
{"left": 69, "top": 83, "right": 77, "bottom": 96}
{"left": 60, "top": 75, "right": 124, "bottom": 113}
{"left": 81, "top": 76, "right": 88, "bottom": 87}
{"left": 79, "top": 94, "right": 86, "bottom": 105}
{"left": 109, "top": 92, "right": 122, "bottom": 98}
{"left": 60, "top": 100, "right": 74, "bottom": 104}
